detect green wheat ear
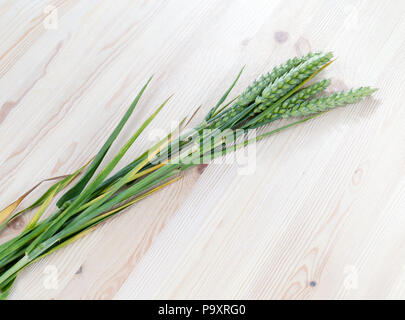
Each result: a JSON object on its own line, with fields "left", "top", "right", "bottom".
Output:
{"left": 255, "top": 52, "right": 334, "bottom": 110}
{"left": 209, "top": 52, "right": 326, "bottom": 129}
{"left": 261, "top": 79, "right": 332, "bottom": 120}
{"left": 283, "top": 87, "right": 378, "bottom": 118}
{"left": 237, "top": 52, "right": 321, "bottom": 108}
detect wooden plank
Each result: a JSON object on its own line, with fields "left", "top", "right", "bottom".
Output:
{"left": 0, "top": 0, "right": 403, "bottom": 299}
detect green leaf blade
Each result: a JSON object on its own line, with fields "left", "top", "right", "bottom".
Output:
{"left": 56, "top": 76, "right": 153, "bottom": 208}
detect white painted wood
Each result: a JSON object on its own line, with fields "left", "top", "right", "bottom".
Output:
{"left": 0, "top": 0, "right": 404, "bottom": 299}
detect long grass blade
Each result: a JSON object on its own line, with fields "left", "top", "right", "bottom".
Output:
{"left": 0, "top": 175, "right": 68, "bottom": 226}
{"left": 24, "top": 188, "right": 57, "bottom": 231}
{"left": 0, "top": 176, "right": 181, "bottom": 294}
{"left": 0, "top": 226, "right": 95, "bottom": 299}
{"left": 205, "top": 66, "right": 244, "bottom": 120}
{"left": 91, "top": 116, "right": 186, "bottom": 196}
{"left": 0, "top": 158, "right": 92, "bottom": 233}
{"left": 77, "top": 162, "right": 166, "bottom": 212}
{"left": 48, "top": 167, "right": 181, "bottom": 247}
{"left": 0, "top": 275, "right": 15, "bottom": 300}
{"left": 24, "top": 163, "right": 179, "bottom": 262}
{"left": 56, "top": 76, "right": 153, "bottom": 208}
{"left": 211, "top": 95, "right": 239, "bottom": 118}
{"left": 26, "top": 96, "right": 170, "bottom": 253}
{"left": 81, "top": 176, "right": 181, "bottom": 230}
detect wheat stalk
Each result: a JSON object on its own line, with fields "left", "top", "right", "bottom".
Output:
{"left": 0, "top": 51, "right": 377, "bottom": 298}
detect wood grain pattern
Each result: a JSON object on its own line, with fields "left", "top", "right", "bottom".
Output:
{"left": 0, "top": 0, "right": 404, "bottom": 299}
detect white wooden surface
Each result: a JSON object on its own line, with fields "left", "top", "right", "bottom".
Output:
{"left": 0, "top": 0, "right": 404, "bottom": 300}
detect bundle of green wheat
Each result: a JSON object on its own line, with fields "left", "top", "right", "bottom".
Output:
{"left": 0, "top": 52, "right": 376, "bottom": 298}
